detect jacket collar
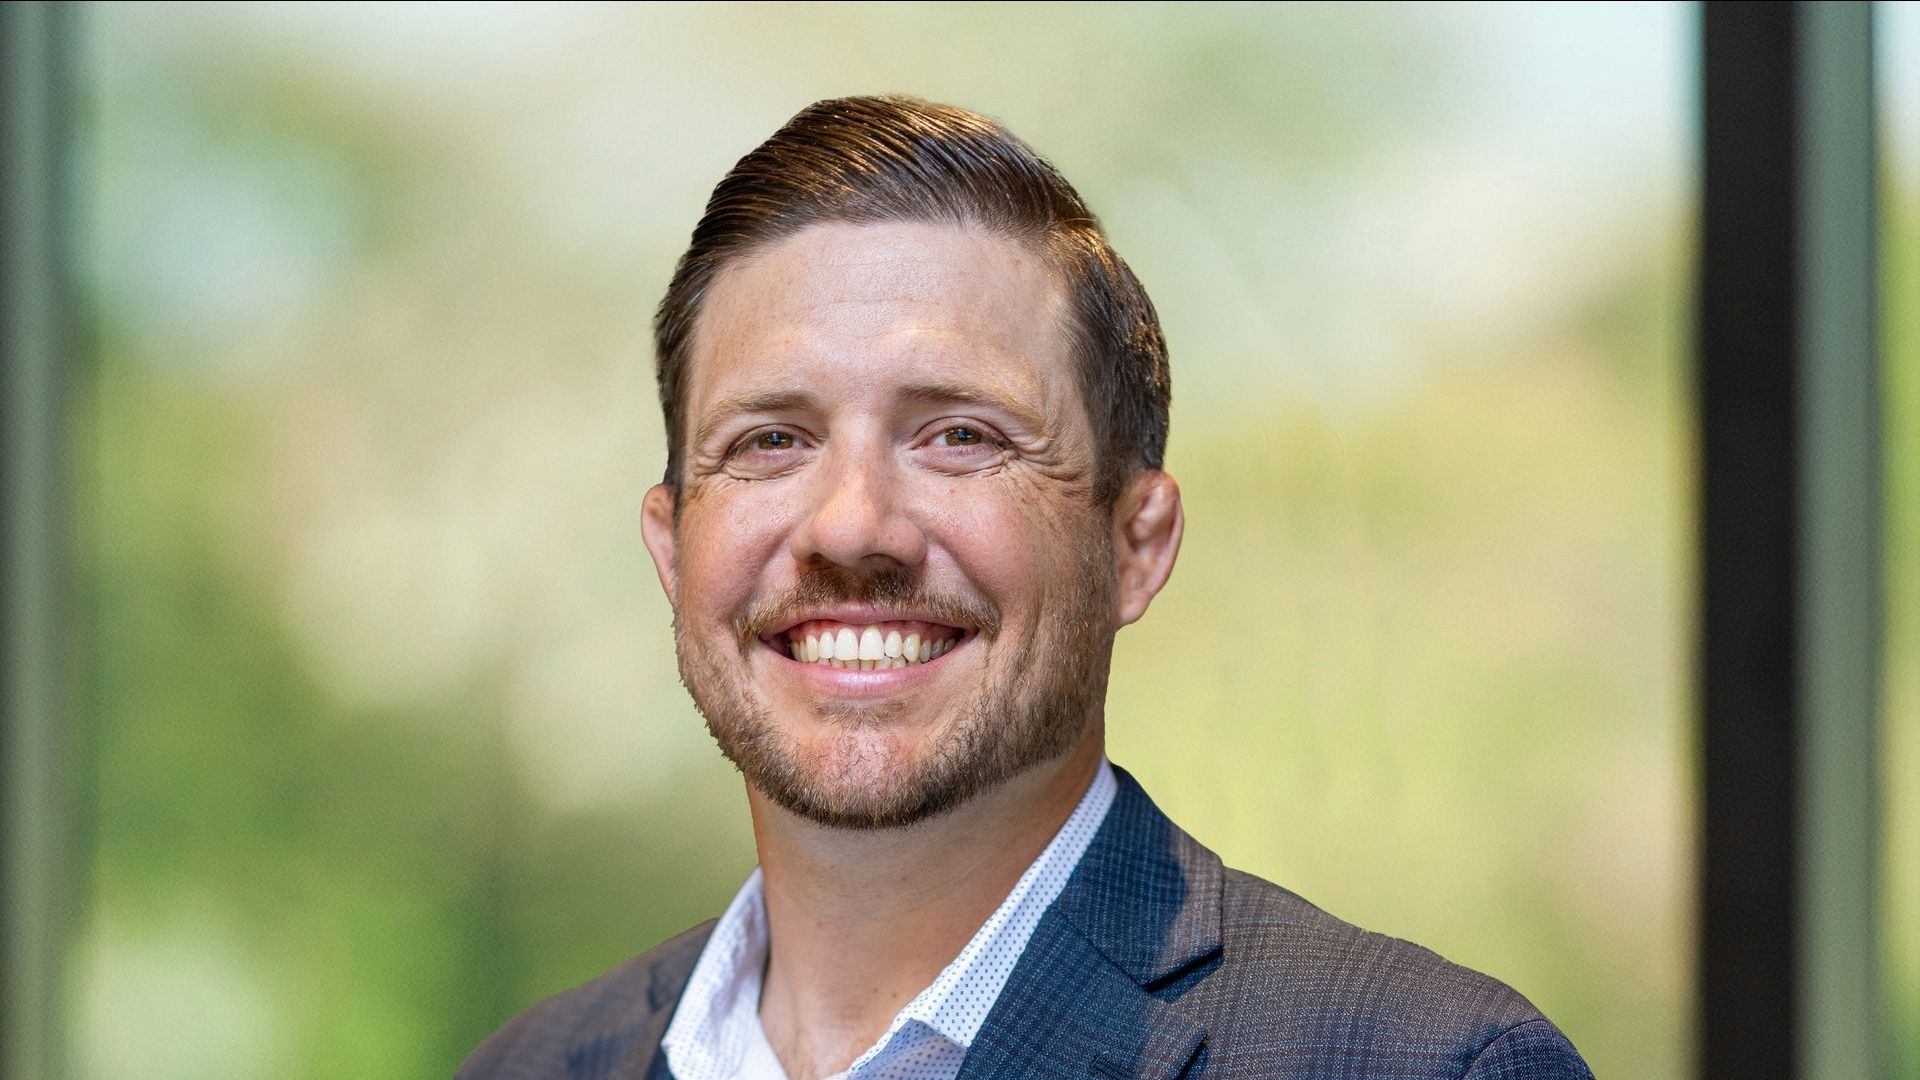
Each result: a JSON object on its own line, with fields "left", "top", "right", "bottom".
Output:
{"left": 1053, "top": 764, "right": 1224, "bottom": 989}
{"left": 545, "top": 920, "right": 715, "bottom": 1079}
{"left": 954, "top": 764, "right": 1223, "bottom": 1080}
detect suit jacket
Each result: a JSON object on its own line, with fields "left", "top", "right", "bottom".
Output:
{"left": 458, "top": 766, "right": 1593, "bottom": 1079}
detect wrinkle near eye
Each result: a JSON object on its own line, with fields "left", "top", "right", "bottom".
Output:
{"left": 1007, "top": 431, "right": 1096, "bottom": 496}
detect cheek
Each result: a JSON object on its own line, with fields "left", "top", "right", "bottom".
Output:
{"left": 928, "top": 481, "right": 1095, "bottom": 610}
{"left": 675, "top": 486, "right": 799, "bottom": 621}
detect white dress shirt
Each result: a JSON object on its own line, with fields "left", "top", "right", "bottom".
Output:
{"left": 660, "top": 758, "right": 1118, "bottom": 1080}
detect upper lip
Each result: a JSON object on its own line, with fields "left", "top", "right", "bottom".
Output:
{"left": 763, "top": 605, "right": 970, "bottom": 640}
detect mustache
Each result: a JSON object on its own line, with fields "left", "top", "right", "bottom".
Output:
{"left": 734, "top": 564, "right": 1002, "bottom": 649}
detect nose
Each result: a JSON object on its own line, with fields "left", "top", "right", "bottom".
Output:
{"left": 789, "top": 441, "right": 929, "bottom": 571}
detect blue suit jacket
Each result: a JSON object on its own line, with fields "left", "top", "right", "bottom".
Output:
{"left": 458, "top": 766, "right": 1593, "bottom": 1079}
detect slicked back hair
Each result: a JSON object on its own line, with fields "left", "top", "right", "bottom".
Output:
{"left": 653, "top": 95, "right": 1170, "bottom": 507}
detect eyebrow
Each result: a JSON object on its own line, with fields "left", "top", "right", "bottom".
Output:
{"left": 694, "top": 389, "right": 819, "bottom": 449}
{"left": 691, "top": 379, "right": 1053, "bottom": 448}
{"left": 896, "top": 379, "right": 1050, "bottom": 436}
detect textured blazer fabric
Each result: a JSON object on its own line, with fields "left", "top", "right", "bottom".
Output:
{"left": 458, "top": 766, "right": 1595, "bottom": 1079}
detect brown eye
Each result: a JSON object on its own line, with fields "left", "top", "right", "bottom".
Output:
{"left": 942, "top": 426, "right": 982, "bottom": 446}
{"left": 754, "top": 430, "right": 796, "bottom": 451}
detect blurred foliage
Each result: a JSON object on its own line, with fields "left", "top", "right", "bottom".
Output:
{"left": 63, "top": 3, "right": 1914, "bottom": 1079}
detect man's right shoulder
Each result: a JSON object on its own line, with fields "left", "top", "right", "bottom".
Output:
{"left": 454, "top": 920, "right": 716, "bottom": 1080}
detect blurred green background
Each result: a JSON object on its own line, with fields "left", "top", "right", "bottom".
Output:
{"left": 63, "top": 3, "right": 1917, "bottom": 1079}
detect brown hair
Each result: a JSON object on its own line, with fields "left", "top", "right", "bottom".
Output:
{"left": 653, "top": 95, "right": 1170, "bottom": 505}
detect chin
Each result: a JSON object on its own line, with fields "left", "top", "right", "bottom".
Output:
{"left": 748, "top": 720, "right": 975, "bottom": 830}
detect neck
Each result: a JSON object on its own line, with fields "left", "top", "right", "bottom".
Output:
{"left": 748, "top": 727, "right": 1104, "bottom": 1080}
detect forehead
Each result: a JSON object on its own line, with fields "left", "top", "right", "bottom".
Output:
{"left": 686, "top": 221, "right": 1077, "bottom": 417}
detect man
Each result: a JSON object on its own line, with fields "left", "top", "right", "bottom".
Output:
{"left": 460, "top": 96, "right": 1592, "bottom": 1080}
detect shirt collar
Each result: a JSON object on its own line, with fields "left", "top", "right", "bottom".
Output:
{"left": 661, "top": 758, "right": 1118, "bottom": 1080}
{"left": 659, "top": 865, "right": 773, "bottom": 1080}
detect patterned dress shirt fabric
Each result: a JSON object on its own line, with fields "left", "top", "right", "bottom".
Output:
{"left": 659, "top": 759, "right": 1118, "bottom": 1080}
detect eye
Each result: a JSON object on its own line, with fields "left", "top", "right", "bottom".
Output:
{"left": 723, "top": 427, "right": 809, "bottom": 476}
{"left": 917, "top": 421, "right": 1007, "bottom": 474}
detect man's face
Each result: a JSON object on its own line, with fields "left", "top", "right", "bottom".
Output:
{"left": 642, "top": 221, "right": 1118, "bottom": 828}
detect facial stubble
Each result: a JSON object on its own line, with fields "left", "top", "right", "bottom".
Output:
{"left": 672, "top": 529, "right": 1118, "bottom": 830}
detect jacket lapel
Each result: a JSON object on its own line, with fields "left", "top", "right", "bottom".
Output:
{"left": 957, "top": 765, "right": 1224, "bottom": 1080}
{"left": 955, "top": 912, "right": 1206, "bottom": 1080}
{"left": 556, "top": 922, "right": 712, "bottom": 1080}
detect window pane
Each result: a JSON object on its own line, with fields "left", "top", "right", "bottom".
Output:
{"left": 1879, "top": 1, "right": 1920, "bottom": 1074}
{"left": 73, "top": 5, "right": 1691, "bottom": 1077}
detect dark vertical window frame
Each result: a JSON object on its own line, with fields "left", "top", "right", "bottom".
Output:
{"left": 1699, "top": 2, "right": 1882, "bottom": 1078}
{"left": 0, "top": 3, "right": 76, "bottom": 1080}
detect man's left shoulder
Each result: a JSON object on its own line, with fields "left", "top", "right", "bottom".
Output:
{"left": 1185, "top": 867, "right": 1593, "bottom": 1078}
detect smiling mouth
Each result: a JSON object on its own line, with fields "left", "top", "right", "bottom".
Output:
{"left": 773, "top": 619, "right": 966, "bottom": 670}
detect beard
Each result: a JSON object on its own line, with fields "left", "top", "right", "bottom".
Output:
{"left": 672, "top": 533, "right": 1117, "bottom": 830}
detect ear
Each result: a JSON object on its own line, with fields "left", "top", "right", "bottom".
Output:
{"left": 1112, "top": 469, "right": 1183, "bottom": 627}
{"left": 641, "top": 483, "right": 680, "bottom": 603}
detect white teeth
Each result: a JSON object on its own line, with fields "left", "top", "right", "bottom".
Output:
{"left": 783, "top": 624, "right": 961, "bottom": 669}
